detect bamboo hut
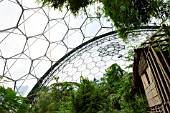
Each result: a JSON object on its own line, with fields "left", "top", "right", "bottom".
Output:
{"left": 133, "top": 26, "right": 170, "bottom": 113}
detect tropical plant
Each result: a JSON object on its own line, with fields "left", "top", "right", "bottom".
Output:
{"left": 0, "top": 86, "right": 29, "bottom": 113}
{"left": 30, "top": 82, "right": 78, "bottom": 113}
{"left": 29, "top": 63, "right": 149, "bottom": 113}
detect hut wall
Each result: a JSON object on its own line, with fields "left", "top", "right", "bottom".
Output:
{"left": 133, "top": 26, "right": 170, "bottom": 113}
{"left": 141, "top": 67, "right": 162, "bottom": 107}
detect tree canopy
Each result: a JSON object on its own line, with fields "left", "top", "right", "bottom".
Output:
{"left": 29, "top": 63, "right": 149, "bottom": 113}
{"left": 37, "top": 0, "right": 170, "bottom": 39}
{"left": 0, "top": 76, "right": 30, "bottom": 113}
{"left": 0, "top": 86, "right": 29, "bottom": 113}
{"left": 37, "top": 0, "right": 95, "bottom": 15}
{"left": 0, "top": 63, "right": 149, "bottom": 112}
{"left": 102, "top": 0, "right": 170, "bottom": 28}
{"left": 102, "top": 0, "right": 170, "bottom": 38}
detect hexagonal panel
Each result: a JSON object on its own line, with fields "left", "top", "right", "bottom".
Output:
{"left": 81, "top": 18, "right": 101, "bottom": 37}
{"left": 46, "top": 43, "right": 67, "bottom": 61}
{"left": 63, "top": 30, "right": 84, "bottom": 48}
{"left": 91, "top": 67, "right": 99, "bottom": 74}
{"left": 24, "top": 36, "right": 49, "bottom": 59}
{"left": 0, "top": 0, "right": 22, "bottom": 30}
{"left": 58, "top": 72, "right": 68, "bottom": 81}
{"left": 78, "top": 64, "right": 86, "bottom": 72}
{"left": 44, "top": 20, "right": 68, "bottom": 42}
{"left": 82, "top": 69, "right": 90, "bottom": 76}
{"left": 81, "top": 52, "right": 90, "bottom": 59}
{"left": 67, "top": 67, "right": 77, "bottom": 76}
{"left": 19, "top": 0, "right": 40, "bottom": 8}
{"left": 92, "top": 57, "right": 102, "bottom": 62}
{"left": 95, "top": 61, "right": 105, "bottom": 67}
{"left": 4, "top": 58, "right": 31, "bottom": 80}
{"left": 101, "top": 56, "right": 112, "bottom": 61}
{"left": 72, "top": 55, "right": 81, "bottom": 63}
{"left": 63, "top": 63, "right": 73, "bottom": 71}
{"left": 31, "top": 59, "right": 52, "bottom": 78}
{"left": 44, "top": 7, "right": 68, "bottom": 19}
{"left": 84, "top": 57, "right": 92, "bottom": 64}
{"left": 87, "top": 62, "right": 95, "bottom": 69}
{"left": 64, "top": 13, "right": 87, "bottom": 29}
{"left": 19, "top": 9, "right": 48, "bottom": 36}
{"left": 0, "top": 0, "right": 152, "bottom": 98}
{"left": 73, "top": 60, "right": 83, "bottom": 68}
{"left": 90, "top": 51, "right": 99, "bottom": 58}
{"left": 0, "top": 30, "right": 26, "bottom": 58}
{"left": 72, "top": 72, "right": 81, "bottom": 82}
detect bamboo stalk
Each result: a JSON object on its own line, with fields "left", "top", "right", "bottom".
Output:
{"left": 150, "top": 47, "right": 170, "bottom": 112}
{"left": 147, "top": 50, "right": 166, "bottom": 102}
{"left": 142, "top": 26, "right": 164, "bottom": 45}
{"left": 143, "top": 50, "right": 164, "bottom": 104}
{"left": 151, "top": 47, "right": 170, "bottom": 91}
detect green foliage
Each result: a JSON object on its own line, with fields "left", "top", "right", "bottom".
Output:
{"left": 99, "top": 64, "right": 149, "bottom": 113}
{"left": 102, "top": 0, "right": 153, "bottom": 27}
{"left": 0, "top": 86, "right": 29, "bottom": 113}
{"left": 30, "top": 82, "right": 77, "bottom": 113}
{"left": 37, "top": 0, "right": 95, "bottom": 15}
{"left": 37, "top": 0, "right": 170, "bottom": 40}
{"left": 30, "top": 63, "right": 149, "bottom": 113}
{"left": 71, "top": 76, "right": 110, "bottom": 113}
{"left": 101, "top": 0, "right": 170, "bottom": 39}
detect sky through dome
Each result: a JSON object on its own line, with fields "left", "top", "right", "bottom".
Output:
{"left": 0, "top": 0, "right": 156, "bottom": 96}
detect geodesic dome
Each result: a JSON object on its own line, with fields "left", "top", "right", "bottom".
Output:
{"left": 0, "top": 0, "right": 160, "bottom": 101}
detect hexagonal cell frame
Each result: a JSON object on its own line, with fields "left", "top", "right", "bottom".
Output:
{"left": 0, "top": 0, "right": 22, "bottom": 31}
